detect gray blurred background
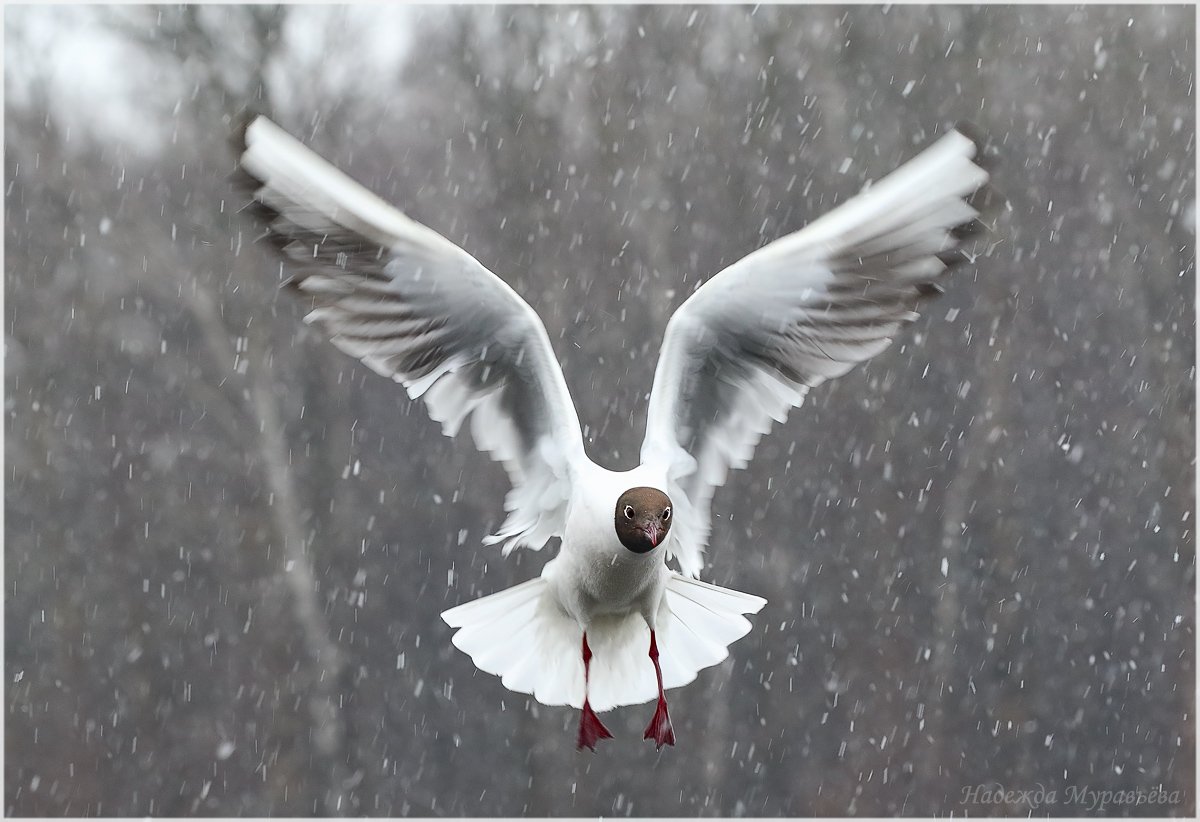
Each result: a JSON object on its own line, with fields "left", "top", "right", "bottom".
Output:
{"left": 5, "top": 4, "right": 1194, "bottom": 817}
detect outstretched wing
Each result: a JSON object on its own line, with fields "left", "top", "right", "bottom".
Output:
{"left": 642, "top": 128, "right": 995, "bottom": 577}
{"left": 236, "top": 116, "right": 585, "bottom": 553}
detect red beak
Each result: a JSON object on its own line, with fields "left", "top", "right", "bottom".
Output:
{"left": 643, "top": 522, "right": 662, "bottom": 548}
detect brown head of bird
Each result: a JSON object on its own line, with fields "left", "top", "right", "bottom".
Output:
{"left": 614, "top": 486, "right": 673, "bottom": 554}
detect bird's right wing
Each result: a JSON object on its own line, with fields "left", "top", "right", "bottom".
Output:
{"left": 236, "top": 116, "right": 585, "bottom": 553}
{"left": 642, "top": 128, "right": 995, "bottom": 576}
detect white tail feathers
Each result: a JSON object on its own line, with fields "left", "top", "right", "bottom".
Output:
{"left": 441, "top": 573, "right": 766, "bottom": 712}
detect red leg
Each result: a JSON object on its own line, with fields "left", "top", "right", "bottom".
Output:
{"left": 642, "top": 630, "right": 676, "bottom": 749}
{"left": 576, "top": 632, "right": 613, "bottom": 751}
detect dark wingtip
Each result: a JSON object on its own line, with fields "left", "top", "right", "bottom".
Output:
{"left": 916, "top": 281, "right": 946, "bottom": 298}
{"left": 970, "top": 181, "right": 1005, "bottom": 209}
{"left": 950, "top": 217, "right": 988, "bottom": 241}
{"left": 951, "top": 121, "right": 1001, "bottom": 235}
{"left": 952, "top": 119, "right": 1001, "bottom": 180}
{"left": 228, "top": 165, "right": 264, "bottom": 195}
{"left": 952, "top": 119, "right": 987, "bottom": 152}
{"left": 953, "top": 122, "right": 1006, "bottom": 235}
{"left": 935, "top": 249, "right": 970, "bottom": 271}
{"left": 229, "top": 107, "right": 268, "bottom": 155}
{"left": 968, "top": 183, "right": 1007, "bottom": 237}
{"left": 226, "top": 107, "right": 272, "bottom": 195}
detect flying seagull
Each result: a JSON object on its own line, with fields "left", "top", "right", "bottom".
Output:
{"left": 235, "top": 116, "right": 992, "bottom": 750}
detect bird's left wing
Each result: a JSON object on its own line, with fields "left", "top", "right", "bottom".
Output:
{"left": 236, "top": 116, "right": 585, "bottom": 553}
{"left": 641, "top": 128, "right": 995, "bottom": 577}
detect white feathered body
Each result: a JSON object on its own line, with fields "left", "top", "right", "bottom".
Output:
{"left": 550, "top": 462, "right": 667, "bottom": 622}
{"left": 443, "top": 458, "right": 765, "bottom": 712}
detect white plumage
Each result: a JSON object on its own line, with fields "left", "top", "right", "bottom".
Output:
{"left": 442, "top": 571, "right": 764, "bottom": 712}
{"left": 237, "top": 116, "right": 992, "bottom": 747}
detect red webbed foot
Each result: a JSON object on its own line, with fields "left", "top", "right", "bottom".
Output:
{"left": 577, "top": 699, "right": 614, "bottom": 751}
{"left": 643, "top": 630, "right": 676, "bottom": 749}
{"left": 643, "top": 696, "right": 675, "bottom": 749}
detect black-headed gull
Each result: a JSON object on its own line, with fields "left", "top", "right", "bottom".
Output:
{"left": 236, "top": 116, "right": 992, "bottom": 750}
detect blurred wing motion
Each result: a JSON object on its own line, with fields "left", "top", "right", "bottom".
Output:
{"left": 642, "top": 128, "right": 994, "bottom": 577}
{"left": 237, "top": 116, "right": 584, "bottom": 552}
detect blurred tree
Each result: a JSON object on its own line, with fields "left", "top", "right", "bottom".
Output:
{"left": 6, "top": 4, "right": 1193, "bottom": 816}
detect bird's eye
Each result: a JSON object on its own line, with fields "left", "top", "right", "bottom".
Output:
{"left": 662, "top": 507, "right": 671, "bottom": 521}
{"left": 624, "top": 505, "right": 635, "bottom": 519}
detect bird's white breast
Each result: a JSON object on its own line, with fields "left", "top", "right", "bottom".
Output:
{"left": 545, "top": 461, "right": 671, "bottom": 626}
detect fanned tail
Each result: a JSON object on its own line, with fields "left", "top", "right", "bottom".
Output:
{"left": 441, "top": 573, "right": 766, "bottom": 712}
{"left": 442, "top": 577, "right": 584, "bottom": 708}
